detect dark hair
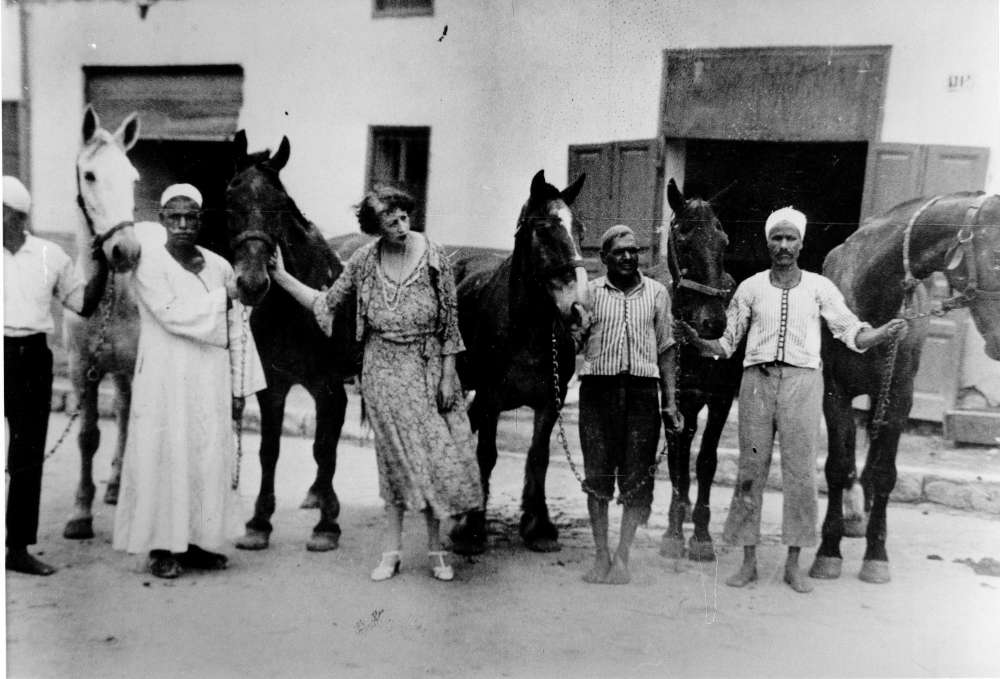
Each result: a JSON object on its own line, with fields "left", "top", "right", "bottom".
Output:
{"left": 355, "top": 184, "right": 417, "bottom": 235}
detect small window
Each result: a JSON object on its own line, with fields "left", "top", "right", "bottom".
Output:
{"left": 373, "top": 0, "right": 433, "bottom": 18}
{"left": 366, "top": 126, "right": 431, "bottom": 232}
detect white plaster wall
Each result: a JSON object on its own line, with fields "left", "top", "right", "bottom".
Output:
{"left": 17, "top": 0, "right": 1000, "bottom": 248}
{"left": 1, "top": 2, "right": 22, "bottom": 100}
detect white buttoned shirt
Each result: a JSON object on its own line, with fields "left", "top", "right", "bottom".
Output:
{"left": 3, "top": 233, "right": 85, "bottom": 337}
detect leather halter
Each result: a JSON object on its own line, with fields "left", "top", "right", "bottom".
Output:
{"left": 76, "top": 170, "right": 135, "bottom": 246}
{"left": 667, "top": 220, "right": 731, "bottom": 299}
{"left": 900, "top": 192, "right": 1000, "bottom": 310}
{"left": 230, "top": 229, "right": 275, "bottom": 251}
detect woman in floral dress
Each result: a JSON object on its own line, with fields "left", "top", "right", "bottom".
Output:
{"left": 271, "top": 186, "right": 482, "bottom": 582}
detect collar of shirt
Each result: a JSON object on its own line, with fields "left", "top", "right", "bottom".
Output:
{"left": 600, "top": 273, "right": 647, "bottom": 296}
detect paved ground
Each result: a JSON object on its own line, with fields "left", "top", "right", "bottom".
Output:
{"left": 5, "top": 411, "right": 1000, "bottom": 678}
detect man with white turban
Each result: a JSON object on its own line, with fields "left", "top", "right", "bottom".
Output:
{"left": 4, "top": 176, "right": 108, "bottom": 575}
{"left": 678, "top": 207, "right": 906, "bottom": 593}
{"left": 113, "top": 183, "right": 265, "bottom": 579}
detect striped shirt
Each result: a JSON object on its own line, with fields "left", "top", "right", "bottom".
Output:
{"left": 579, "top": 274, "right": 675, "bottom": 378}
{"left": 718, "top": 270, "right": 870, "bottom": 370}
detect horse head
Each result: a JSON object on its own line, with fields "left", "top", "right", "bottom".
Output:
{"left": 513, "top": 169, "right": 589, "bottom": 325}
{"left": 944, "top": 193, "right": 1000, "bottom": 360}
{"left": 77, "top": 106, "right": 141, "bottom": 271}
{"left": 666, "top": 179, "right": 731, "bottom": 339}
{"left": 225, "top": 130, "right": 298, "bottom": 306}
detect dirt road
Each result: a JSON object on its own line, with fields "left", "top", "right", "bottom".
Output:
{"left": 6, "top": 414, "right": 1000, "bottom": 678}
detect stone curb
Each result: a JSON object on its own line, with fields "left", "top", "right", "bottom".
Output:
{"left": 51, "top": 379, "right": 1000, "bottom": 516}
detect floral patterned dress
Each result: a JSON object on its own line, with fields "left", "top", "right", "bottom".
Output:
{"left": 313, "top": 237, "right": 483, "bottom": 517}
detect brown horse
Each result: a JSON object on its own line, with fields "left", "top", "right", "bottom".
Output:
{"left": 655, "top": 179, "right": 741, "bottom": 563}
{"left": 812, "top": 192, "right": 1000, "bottom": 583}
{"left": 225, "top": 131, "right": 354, "bottom": 552}
{"left": 449, "top": 170, "right": 589, "bottom": 553}
{"left": 63, "top": 106, "right": 153, "bottom": 540}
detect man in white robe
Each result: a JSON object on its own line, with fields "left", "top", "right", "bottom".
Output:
{"left": 113, "top": 184, "right": 265, "bottom": 579}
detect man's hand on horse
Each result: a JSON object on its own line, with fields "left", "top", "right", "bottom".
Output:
{"left": 672, "top": 319, "right": 699, "bottom": 344}
{"left": 661, "top": 403, "right": 683, "bottom": 432}
{"left": 232, "top": 396, "right": 245, "bottom": 422}
{"left": 878, "top": 319, "right": 909, "bottom": 344}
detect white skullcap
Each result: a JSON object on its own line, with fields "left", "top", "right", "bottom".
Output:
{"left": 3, "top": 176, "right": 31, "bottom": 214}
{"left": 160, "top": 183, "right": 203, "bottom": 208}
{"left": 601, "top": 224, "right": 634, "bottom": 252}
{"left": 764, "top": 207, "right": 807, "bottom": 239}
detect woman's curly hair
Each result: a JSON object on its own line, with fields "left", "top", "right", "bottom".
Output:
{"left": 355, "top": 184, "right": 417, "bottom": 235}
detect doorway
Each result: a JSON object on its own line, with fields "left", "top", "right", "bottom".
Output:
{"left": 682, "top": 139, "right": 868, "bottom": 282}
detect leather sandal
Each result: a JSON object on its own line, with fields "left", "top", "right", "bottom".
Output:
{"left": 370, "top": 551, "right": 401, "bottom": 581}
{"left": 428, "top": 550, "right": 454, "bottom": 581}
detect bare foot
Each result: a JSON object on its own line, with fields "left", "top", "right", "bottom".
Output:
{"left": 725, "top": 562, "right": 758, "bottom": 587}
{"left": 605, "top": 554, "right": 631, "bottom": 585}
{"left": 583, "top": 552, "right": 612, "bottom": 584}
{"left": 784, "top": 566, "right": 814, "bottom": 593}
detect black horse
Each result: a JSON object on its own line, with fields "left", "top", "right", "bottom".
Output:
{"left": 450, "top": 170, "right": 589, "bottom": 553}
{"left": 225, "top": 131, "right": 355, "bottom": 552}
{"left": 653, "top": 179, "right": 742, "bottom": 563}
{"left": 812, "top": 192, "right": 1000, "bottom": 583}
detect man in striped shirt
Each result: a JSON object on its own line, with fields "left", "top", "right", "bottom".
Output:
{"left": 679, "top": 207, "right": 905, "bottom": 593}
{"left": 577, "top": 224, "right": 682, "bottom": 585}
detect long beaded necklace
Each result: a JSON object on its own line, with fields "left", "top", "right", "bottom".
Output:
{"left": 379, "top": 237, "right": 411, "bottom": 312}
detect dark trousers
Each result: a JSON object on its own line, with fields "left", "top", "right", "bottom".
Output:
{"left": 5, "top": 334, "right": 53, "bottom": 548}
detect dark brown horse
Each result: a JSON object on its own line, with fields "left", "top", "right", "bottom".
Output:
{"left": 225, "top": 131, "right": 355, "bottom": 552}
{"left": 655, "top": 179, "right": 742, "bottom": 563}
{"left": 812, "top": 192, "right": 1000, "bottom": 583}
{"left": 450, "top": 170, "right": 589, "bottom": 553}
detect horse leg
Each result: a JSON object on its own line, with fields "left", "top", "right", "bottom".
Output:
{"left": 858, "top": 421, "right": 903, "bottom": 584}
{"left": 688, "top": 392, "right": 731, "bottom": 562}
{"left": 303, "top": 380, "right": 345, "bottom": 552}
{"left": 520, "top": 406, "right": 560, "bottom": 553}
{"left": 235, "top": 384, "right": 289, "bottom": 550}
{"left": 103, "top": 372, "right": 131, "bottom": 505}
{"left": 64, "top": 380, "right": 101, "bottom": 539}
{"left": 809, "top": 382, "right": 855, "bottom": 579}
{"left": 449, "top": 404, "right": 497, "bottom": 555}
{"left": 660, "top": 393, "right": 700, "bottom": 558}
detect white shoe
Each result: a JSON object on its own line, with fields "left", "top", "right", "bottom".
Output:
{"left": 370, "top": 551, "right": 401, "bottom": 581}
{"left": 428, "top": 550, "right": 454, "bottom": 581}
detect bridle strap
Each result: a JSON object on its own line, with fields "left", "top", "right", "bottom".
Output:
{"left": 231, "top": 230, "right": 275, "bottom": 251}
{"left": 76, "top": 172, "right": 134, "bottom": 246}
{"left": 668, "top": 222, "right": 731, "bottom": 299}
{"left": 676, "top": 277, "right": 731, "bottom": 298}
{"left": 901, "top": 195, "right": 944, "bottom": 291}
{"left": 92, "top": 220, "right": 135, "bottom": 249}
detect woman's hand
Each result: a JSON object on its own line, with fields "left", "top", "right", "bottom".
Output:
{"left": 661, "top": 404, "right": 684, "bottom": 433}
{"left": 437, "top": 377, "right": 460, "bottom": 413}
{"left": 268, "top": 245, "right": 288, "bottom": 284}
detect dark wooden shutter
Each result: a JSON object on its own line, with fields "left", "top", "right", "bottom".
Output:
{"left": 569, "top": 139, "right": 661, "bottom": 266}
{"left": 2, "top": 101, "right": 20, "bottom": 177}
{"left": 860, "top": 143, "right": 924, "bottom": 220}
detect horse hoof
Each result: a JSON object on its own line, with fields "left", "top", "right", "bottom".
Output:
{"left": 525, "top": 537, "right": 561, "bottom": 553}
{"left": 299, "top": 491, "right": 320, "bottom": 510}
{"left": 235, "top": 529, "right": 270, "bottom": 550}
{"left": 687, "top": 536, "right": 716, "bottom": 562}
{"left": 659, "top": 535, "right": 686, "bottom": 559}
{"left": 858, "top": 559, "right": 891, "bottom": 584}
{"left": 306, "top": 532, "right": 340, "bottom": 552}
{"left": 63, "top": 518, "right": 95, "bottom": 540}
{"left": 809, "top": 556, "right": 843, "bottom": 579}
{"left": 843, "top": 517, "right": 868, "bottom": 538}
{"left": 103, "top": 484, "right": 119, "bottom": 506}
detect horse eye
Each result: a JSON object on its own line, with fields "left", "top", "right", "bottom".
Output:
{"left": 84, "top": 171, "right": 96, "bottom": 182}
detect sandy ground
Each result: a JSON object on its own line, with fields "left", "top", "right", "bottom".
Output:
{"left": 5, "top": 413, "right": 1000, "bottom": 679}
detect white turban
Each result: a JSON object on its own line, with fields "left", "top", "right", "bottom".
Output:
{"left": 3, "top": 176, "right": 31, "bottom": 214}
{"left": 764, "top": 207, "right": 807, "bottom": 240}
{"left": 160, "top": 183, "right": 203, "bottom": 208}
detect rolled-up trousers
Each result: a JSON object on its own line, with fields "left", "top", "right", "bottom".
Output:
{"left": 722, "top": 362, "right": 822, "bottom": 548}
{"left": 5, "top": 333, "right": 53, "bottom": 548}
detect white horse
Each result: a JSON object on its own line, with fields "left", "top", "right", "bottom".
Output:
{"left": 63, "top": 106, "right": 159, "bottom": 539}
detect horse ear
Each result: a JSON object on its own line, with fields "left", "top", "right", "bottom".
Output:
{"left": 667, "top": 178, "right": 685, "bottom": 216}
{"left": 530, "top": 170, "right": 547, "bottom": 198}
{"left": 561, "top": 173, "right": 586, "bottom": 206}
{"left": 232, "top": 130, "right": 248, "bottom": 162}
{"left": 82, "top": 105, "right": 99, "bottom": 143}
{"left": 115, "top": 112, "right": 141, "bottom": 151}
{"left": 269, "top": 136, "right": 290, "bottom": 172}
